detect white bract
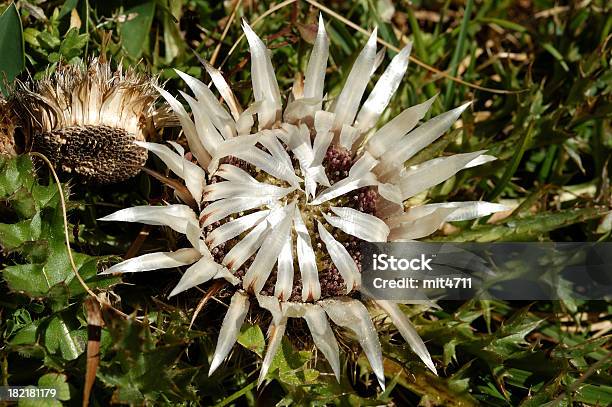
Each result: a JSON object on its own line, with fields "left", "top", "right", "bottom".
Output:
{"left": 100, "top": 16, "right": 509, "bottom": 389}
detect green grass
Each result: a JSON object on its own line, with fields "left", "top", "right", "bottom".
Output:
{"left": 1, "top": 0, "right": 611, "bottom": 406}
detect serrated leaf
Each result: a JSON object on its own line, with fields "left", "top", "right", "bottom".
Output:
{"left": 59, "top": 27, "right": 88, "bottom": 60}
{"left": 0, "top": 213, "right": 42, "bottom": 249}
{"left": 1, "top": 155, "right": 114, "bottom": 301}
{"left": 443, "top": 339, "right": 458, "bottom": 366}
{"left": 383, "top": 358, "right": 479, "bottom": 406}
{"left": 9, "top": 187, "right": 37, "bottom": 218}
{"left": 0, "top": 155, "right": 36, "bottom": 196}
{"left": 551, "top": 335, "right": 610, "bottom": 359}
{"left": 430, "top": 208, "right": 608, "bottom": 242}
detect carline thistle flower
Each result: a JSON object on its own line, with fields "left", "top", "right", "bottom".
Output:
{"left": 99, "top": 16, "right": 508, "bottom": 388}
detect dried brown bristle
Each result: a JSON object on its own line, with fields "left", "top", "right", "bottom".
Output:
{"left": 0, "top": 96, "right": 17, "bottom": 157}
{"left": 14, "top": 59, "right": 174, "bottom": 183}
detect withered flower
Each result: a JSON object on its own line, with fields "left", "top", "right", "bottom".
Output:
{"left": 15, "top": 59, "right": 173, "bottom": 183}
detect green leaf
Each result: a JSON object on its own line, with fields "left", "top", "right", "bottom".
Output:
{"left": 542, "top": 42, "right": 569, "bottom": 72}
{"left": 18, "top": 373, "right": 71, "bottom": 407}
{"left": 384, "top": 358, "right": 479, "bottom": 407}
{"left": 489, "top": 120, "right": 535, "bottom": 200}
{"left": 0, "top": 214, "right": 42, "bottom": 250}
{"left": 37, "top": 30, "right": 61, "bottom": 50}
{"left": 3, "top": 263, "right": 52, "bottom": 297}
{"left": 443, "top": 0, "right": 474, "bottom": 108}
{"left": 551, "top": 336, "right": 611, "bottom": 359}
{"left": 9, "top": 319, "right": 40, "bottom": 346}
{"left": 237, "top": 323, "right": 265, "bottom": 357}
{"left": 59, "top": 27, "right": 88, "bottom": 61}
{"left": 120, "top": 1, "right": 155, "bottom": 59}
{"left": 38, "top": 373, "right": 71, "bottom": 401}
{"left": 267, "top": 338, "right": 318, "bottom": 386}
{"left": 0, "top": 3, "right": 25, "bottom": 95}
{"left": 484, "top": 312, "right": 542, "bottom": 357}
{"left": 430, "top": 208, "right": 607, "bottom": 242}
{"left": 1, "top": 155, "right": 114, "bottom": 300}
{"left": 162, "top": 1, "right": 184, "bottom": 63}
{"left": 0, "top": 151, "right": 36, "bottom": 196}
{"left": 44, "top": 314, "right": 86, "bottom": 360}
{"left": 477, "top": 17, "right": 528, "bottom": 33}
{"left": 9, "top": 187, "right": 37, "bottom": 218}
{"left": 58, "top": 0, "right": 79, "bottom": 19}
{"left": 96, "top": 316, "right": 190, "bottom": 404}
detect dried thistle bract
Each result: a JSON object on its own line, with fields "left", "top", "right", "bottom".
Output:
{"left": 0, "top": 95, "right": 17, "bottom": 157}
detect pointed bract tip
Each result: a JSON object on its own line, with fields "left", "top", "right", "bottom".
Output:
{"left": 457, "top": 100, "right": 473, "bottom": 112}
{"left": 241, "top": 18, "right": 256, "bottom": 36}
{"left": 153, "top": 83, "right": 172, "bottom": 95}
{"left": 152, "top": 83, "right": 165, "bottom": 95}
{"left": 367, "top": 27, "right": 378, "bottom": 44}
{"left": 415, "top": 93, "right": 438, "bottom": 115}
{"left": 168, "top": 287, "right": 180, "bottom": 298}
{"left": 178, "top": 89, "right": 191, "bottom": 100}
{"left": 442, "top": 100, "right": 472, "bottom": 121}
{"left": 317, "top": 13, "right": 326, "bottom": 33}
{"left": 378, "top": 376, "right": 386, "bottom": 391}
{"left": 400, "top": 41, "right": 412, "bottom": 56}
{"left": 208, "top": 357, "right": 222, "bottom": 376}
{"left": 200, "top": 57, "right": 215, "bottom": 71}
{"left": 192, "top": 49, "right": 209, "bottom": 66}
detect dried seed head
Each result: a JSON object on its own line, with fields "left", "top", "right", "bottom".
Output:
{"left": 14, "top": 59, "right": 174, "bottom": 183}
{"left": 0, "top": 96, "right": 17, "bottom": 157}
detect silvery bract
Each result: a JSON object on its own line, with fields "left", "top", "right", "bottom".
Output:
{"left": 99, "top": 16, "right": 508, "bottom": 389}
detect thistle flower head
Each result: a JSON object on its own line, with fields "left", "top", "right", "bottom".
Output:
{"left": 14, "top": 58, "right": 174, "bottom": 183}
{"left": 100, "top": 17, "right": 508, "bottom": 388}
